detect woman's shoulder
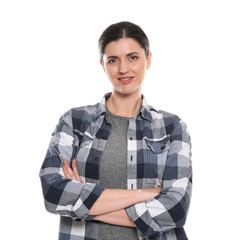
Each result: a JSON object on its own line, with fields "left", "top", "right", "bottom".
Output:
{"left": 62, "top": 102, "right": 101, "bottom": 119}
{"left": 57, "top": 102, "right": 102, "bottom": 131}
{"left": 149, "top": 105, "right": 181, "bottom": 124}
{"left": 148, "top": 105, "right": 189, "bottom": 135}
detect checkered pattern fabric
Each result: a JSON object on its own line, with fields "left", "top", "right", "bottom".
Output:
{"left": 40, "top": 92, "right": 192, "bottom": 240}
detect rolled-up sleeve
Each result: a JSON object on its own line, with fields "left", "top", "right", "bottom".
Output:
{"left": 39, "top": 110, "right": 104, "bottom": 221}
{"left": 125, "top": 118, "right": 192, "bottom": 237}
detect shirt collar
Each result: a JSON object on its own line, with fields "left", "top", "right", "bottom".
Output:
{"left": 94, "top": 92, "right": 154, "bottom": 122}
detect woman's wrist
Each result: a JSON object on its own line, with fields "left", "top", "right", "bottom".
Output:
{"left": 138, "top": 187, "right": 162, "bottom": 201}
{"left": 94, "top": 209, "right": 136, "bottom": 227}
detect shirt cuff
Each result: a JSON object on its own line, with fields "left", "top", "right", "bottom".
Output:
{"left": 75, "top": 183, "right": 105, "bottom": 221}
{"left": 84, "top": 215, "right": 97, "bottom": 221}
{"left": 82, "top": 183, "right": 105, "bottom": 211}
{"left": 125, "top": 204, "right": 155, "bottom": 237}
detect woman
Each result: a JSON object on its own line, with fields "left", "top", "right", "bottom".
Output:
{"left": 40, "top": 21, "right": 192, "bottom": 240}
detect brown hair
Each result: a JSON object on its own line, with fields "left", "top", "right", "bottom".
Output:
{"left": 98, "top": 21, "right": 150, "bottom": 60}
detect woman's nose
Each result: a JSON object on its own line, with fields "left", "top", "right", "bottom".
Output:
{"left": 119, "top": 61, "right": 129, "bottom": 74}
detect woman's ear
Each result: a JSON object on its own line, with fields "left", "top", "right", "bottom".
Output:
{"left": 146, "top": 52, "right": 152, "bottom": 70}
{"left": 100, "top": 60, "right": 106, "bottom": 72}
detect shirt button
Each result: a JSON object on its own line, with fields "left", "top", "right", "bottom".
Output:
{"left": 161, "top": 146, "right": 166, "bottom": 150}
{"left": 130, "top": 137, "right": 133, "bottom": 140}
{"left": 102, "top": 134, "right": 107, "bottom": 140}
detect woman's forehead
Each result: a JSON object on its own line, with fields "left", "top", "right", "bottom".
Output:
{"left": 104, "top": 38, "right": 144, "bottom": 56}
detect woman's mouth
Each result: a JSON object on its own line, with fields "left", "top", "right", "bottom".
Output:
{"left": 118, "top": 76, "right": 134, "bottom": 84}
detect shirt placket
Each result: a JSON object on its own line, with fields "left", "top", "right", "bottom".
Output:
{"left": 127, "top": 117, "right": 137, "bottom": 190}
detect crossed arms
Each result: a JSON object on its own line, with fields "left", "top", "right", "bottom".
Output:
{"left": 63, "top": 159, "right": 161, "bottom": 227}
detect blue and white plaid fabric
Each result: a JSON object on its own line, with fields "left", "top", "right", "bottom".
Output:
{"left": 40, "top": 92, "right": 192, "bottom": 240}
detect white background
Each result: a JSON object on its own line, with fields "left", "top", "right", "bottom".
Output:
{"left": 1, "top": 0, "right": 248, "bottom": 239}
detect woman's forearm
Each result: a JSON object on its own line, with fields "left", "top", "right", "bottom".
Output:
{"left": 63, "top": 159, "right": 161, "bottom": 216}
{"left": 88, "top": 187, "right": 161, "bottom": 215}
{"left": 94, "top": 209, "right": 136, "bottom": 227}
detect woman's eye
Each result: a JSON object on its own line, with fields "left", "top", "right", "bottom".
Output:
{"left": 108, "top": 59, "right": 117, "bottom": 64}
{"left": 130, "top": 56, "right": 138, "bottom": 60}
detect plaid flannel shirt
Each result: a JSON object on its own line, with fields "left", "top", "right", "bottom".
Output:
{"left": 40, "top": 92, "right": 192, "bottom": 240}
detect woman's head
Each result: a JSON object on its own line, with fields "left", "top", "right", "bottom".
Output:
{"left": 98, "top": 21, "right": 150, "bottom": 61}
{"left": 99, "top": 21, "right": 152, "bottom": 97}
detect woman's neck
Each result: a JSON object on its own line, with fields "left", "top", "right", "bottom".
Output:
{"left": 106, "top": 90, "right": 142, "bottom": 118}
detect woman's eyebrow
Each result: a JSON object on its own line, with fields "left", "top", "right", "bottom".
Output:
{"left": 107, "top": 52, "right": 140, "bottom": 59}
{"left": 107, "top": 56, "right": 118, "bottom": 59}
{"left": 127, "top": 52, "right": 140, "bottom": 56}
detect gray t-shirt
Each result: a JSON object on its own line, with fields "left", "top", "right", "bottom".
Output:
{"left": 98, "top": 107, "right": 138, "bottom": 240}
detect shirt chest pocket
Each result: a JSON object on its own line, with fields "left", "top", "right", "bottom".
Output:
{"left": 142, "top": 135, "right": 170, "bottom": 186}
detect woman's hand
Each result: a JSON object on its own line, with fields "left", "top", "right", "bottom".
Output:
{"left": 63, "top": 159, "right": 82, "bottom": 183}
{"left": 140, "top": 186, "right": 162, "bottom": 199}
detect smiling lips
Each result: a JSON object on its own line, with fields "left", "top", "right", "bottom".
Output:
{"left": 118, "top": 76, "right": 134, "bottom": 84}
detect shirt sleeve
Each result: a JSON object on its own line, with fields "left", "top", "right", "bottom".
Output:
{"left": 39, "top": 110, "right": 105, "bottom": 221}
{"left": 125, "top": 117, "right": 192, "bottom": 237}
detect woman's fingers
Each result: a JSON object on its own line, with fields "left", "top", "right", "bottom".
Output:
{"left": 72, "top": 159, "right": 82, "bottom": 183}
{"left": 63, "top": 160, "right": 74, "bottom": 179}
{"left": 63, "top": 160, "right": 82, "bottom": 183}
{"left": 63, "top": 165, "right": 68, "bottom": 178}
{"left": 63, "top": 160, "right": 70, "bottom": 178}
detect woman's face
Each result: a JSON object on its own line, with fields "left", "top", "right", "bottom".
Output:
{"left": 101, "top": 38, "right": 151, "bottom": 96}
